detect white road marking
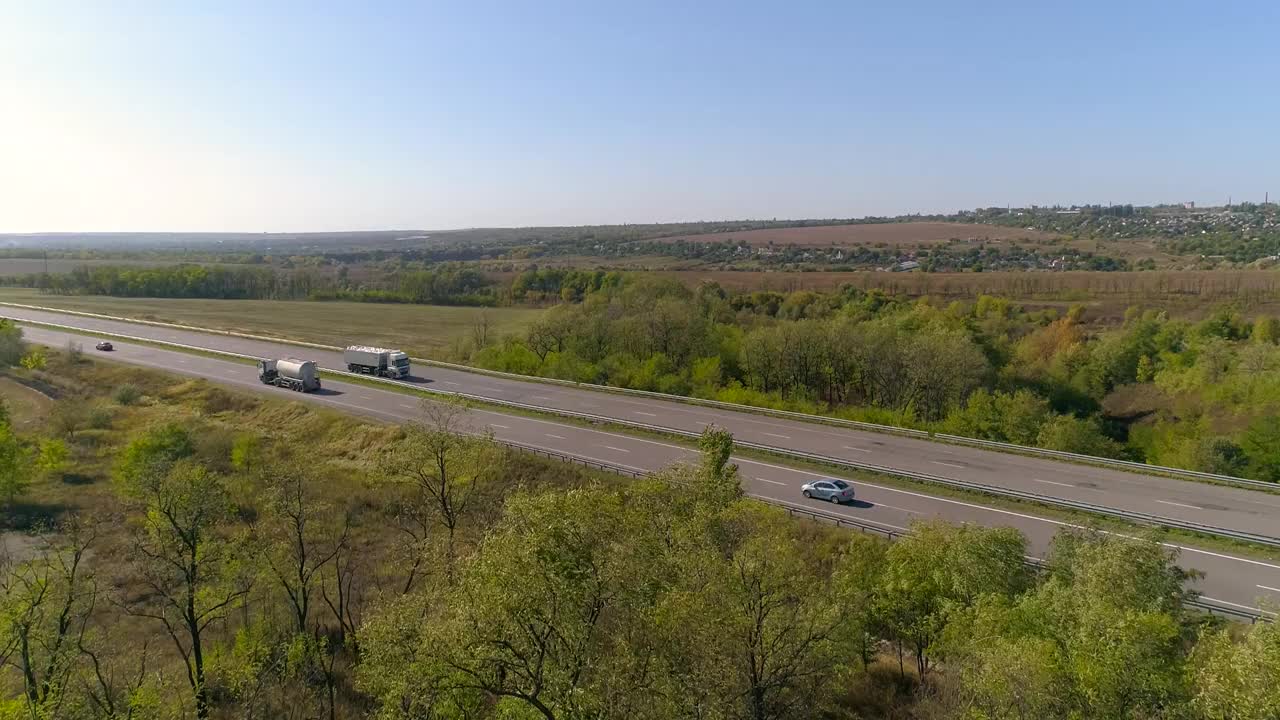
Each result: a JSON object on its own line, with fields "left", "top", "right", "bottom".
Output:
{"left": 634, "top": 411, "right": 657, "bottom": 417}
{"left": 603, "top": 446, "right": 631, "bottom": 453}
{"left": 532, "top": 395, "right": 552, "bottom": 401}
{"left": 398, "top": 403, "right": 415, "bottom": 410}
{"left": 489, "top": 423, "right": 510, "bottom": 429}
{"left": 1157, "top": 500, "right": 1202, "bottom": 510}
{"left": 1201, "top": 596, "right": 1272, "bottom": 614}
{"left": 763, "top": 432, "right": 791, "bottom": 439}
{"left": 442, "top": 381, "right": 459, "bottom": 386}
{"left": 1033, "top": 478, "right": 1074, "bottom": 488}
{"left": 1257, "top": 584, "right": 1280, "bottom": 593}
{"left": 545, "top": 434, "right": 566, "bottom": 440}
{"left": 932, "top": 461, "right": 965, "bottom": 469}
{"left": 844, "top": 446, "right": 872, "bottom": 453}
{"left": 757, "top": 477, "right": 788, "bottom": 486}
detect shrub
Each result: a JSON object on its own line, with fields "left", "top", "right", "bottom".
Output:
{"left": 113, "top": 384, "right": 142, "bottom": 406}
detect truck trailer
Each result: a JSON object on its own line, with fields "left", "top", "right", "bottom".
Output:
{"left": 343, "top": 346, "right": 411, "bottom": 379}
{"left": 258, "top": 358, "right": 322, "bottom": 392}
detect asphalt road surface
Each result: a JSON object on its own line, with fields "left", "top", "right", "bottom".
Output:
{"left": 16, "top": 322, "right": 1280, "bottom": 615}
{"left": 7, "top": 305, "right": 1280, "bottom": 542}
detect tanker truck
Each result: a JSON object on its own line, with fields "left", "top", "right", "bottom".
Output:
{"left": 343, "top": 346, "right": 411, "bottom": 379}
{"left": 257, "top": 358, "right": 321, "bottom": 392}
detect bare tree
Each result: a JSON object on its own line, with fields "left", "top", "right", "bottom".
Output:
{"left": 382, "top": 399, "right": 491, "bottom": 585}
{"left": 256, "top": 462, "right": 350, "bottom": 635}
{"left": 0, "top": 518, "right": 97, "bottom": 715}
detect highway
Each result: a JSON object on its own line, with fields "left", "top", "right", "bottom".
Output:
{"left": 6, "top": 304, "right": 1280, "bottom": 543}
{"left": 15, "top": 322, "right": 1280, "bottom": 616}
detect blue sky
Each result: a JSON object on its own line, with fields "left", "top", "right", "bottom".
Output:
{"left": 2, "top": 1, "right": 1278, "bottom": 231}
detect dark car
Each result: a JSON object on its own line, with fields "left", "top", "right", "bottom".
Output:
{"left": 95, "top": 341, "right": 113, "bottom": 351}
{"left": 801, "top": 478, "right": 855, "bottom": 504}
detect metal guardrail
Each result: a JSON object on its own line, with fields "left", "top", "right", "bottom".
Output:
{"left": 500, "top": 442, "right": 1271, "bottom": 623}
{"left": 16, "top": 316, "right": 1280, "bottom": 551}
{"left": 4, "top": 301, "right": 1277, "bottom": 493}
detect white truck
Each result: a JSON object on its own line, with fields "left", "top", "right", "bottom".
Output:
{"left": 258, "top": 358, "right": 322, "bottom": 392}
{"left": 343, "top": 345, "right": 411, "bottom": 379}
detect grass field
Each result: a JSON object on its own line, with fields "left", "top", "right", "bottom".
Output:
{"left": 0, "top": 288, "right": 544, "bottom": 358}
{"left": 658, "top": 221, "right": 1059, "bottom": 247}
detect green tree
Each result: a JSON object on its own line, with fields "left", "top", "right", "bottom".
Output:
{"left": 119, "top": 461, "right": 250, "bottom": 719}
{"left": 1192, "top": 618, "right": 1280, "bottom": 719}
{"left": 363, "top": 487, "right": 666, "bottom": 720}
{"left": 34, "top": 438, "right": 69, "bottom": 480}
{"left": 0, "top": 521, "right": 98, "bottom": 717}
{"left": 113, "top": 422, "right": 195, "bottom": 487}
{"left": 874, "top": 520, "right": 1029, "bottom": 680}
{"left": 1035, "top": 415, "right": 1122, "bottom": 458}
{"left": 0, "top": 424, "right": 31, "bottom": 505}
{"left": 0, "top": 320, "right": 24, "bottom": 367}
{"left": 696, "top": 424, "right": 742, "bottom": 507}
{"left": 1241, "top": 414, "right": 1280, "bottom": 482}
{"left": 18, "top": 349, "right": 46, "bottom": 371}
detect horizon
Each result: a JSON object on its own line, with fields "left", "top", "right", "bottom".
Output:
{"left": 4, "top": 2, "right": 1278, "bottom": 233}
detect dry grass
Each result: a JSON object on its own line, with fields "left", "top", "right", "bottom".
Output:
{"left": 659, "top": 221, "right": 1059, "bottom": 247}
{"left": 0, "top": 288, "right": 544, "bottom": 358}
{"left": 0, "top": 376, "right": 55, "bottom": 433}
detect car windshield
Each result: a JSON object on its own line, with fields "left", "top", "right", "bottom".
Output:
{"left": 831, "top": 480, "right": 849, "bottom": 489}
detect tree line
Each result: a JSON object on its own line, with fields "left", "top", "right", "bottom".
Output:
{"left": 3, "top": 263, "right": 501, "bottom": 306}
{"left": 472, "top": 278, "right": 1280, "bottom": 481}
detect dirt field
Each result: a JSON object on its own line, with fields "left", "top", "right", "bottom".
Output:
{"left": 658, "top": 222, "right": 1060, "bottom": 247}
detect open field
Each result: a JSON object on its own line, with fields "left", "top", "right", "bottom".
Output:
{"left": 658, "top": 221, "right": 1060, "bottom": 247}
{"left": 0, "top": 288, "right": 544, "bottom": 357}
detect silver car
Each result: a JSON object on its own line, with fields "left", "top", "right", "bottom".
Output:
{"left": 802, "top": 478, "right": 855, "bottom": 504}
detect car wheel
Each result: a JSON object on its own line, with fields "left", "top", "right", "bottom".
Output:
{"left": 802, "top": 490, "right": 811, "bottom": 498}
{"left": 830, "top": 496, "right": 840, "bottom": 504}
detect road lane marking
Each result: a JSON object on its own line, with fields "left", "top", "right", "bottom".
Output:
{"left": 932, "top": 461, "right": 965, "bottom": 469}
{"left": 488, "top": 423, "right": 510, "bottom": 429}
{"left": 532, "top": 395, "right": 552, "bottom": 401}
{"left": 1157, "top": 500, "right": 1202, "bottom": 510}
{"left": 442, "top": 381, "right": 459, "bottom": 386}
{"left": 1201, "top": 596, "right": 1272, "bottom": 614}
{"left": 634, "top": 411, "right": 657, "bottom": 417}
{"left": 545, "top": 434, "right": 566, "bottom": 440}
{"left": 763, "top": 433, "right": 791, "bottom": 439}
{"left": 1033, "top": 478, "right": 1074, "bottom": 488}
{"left": 757, "top": 478, "right": 787, "bottom": 486}
{"left": 602, "top": 446, "right": 631, "bottom": 453}
{"left": 1257, "top": 585, "right": 1280, "bottom": 593}
{"left": 398, "top": 403, "right": 415, "bottom": 410}
{"left": 844, "top": 446, "right": 872, "bottom": 453}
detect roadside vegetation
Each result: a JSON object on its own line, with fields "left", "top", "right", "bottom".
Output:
{"left": 473, "top": 278, "right": 1280, "bottom": 482}
{"left": 0, "top": 322, "right": 1274, "bottom": 718}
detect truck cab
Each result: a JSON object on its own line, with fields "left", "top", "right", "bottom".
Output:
{"left": 389, "top": 351, "right": 411, "bottom": 378}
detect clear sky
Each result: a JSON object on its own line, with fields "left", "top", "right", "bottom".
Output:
{"left": 2, "top": 1, "right": 1278, "bottom": 232}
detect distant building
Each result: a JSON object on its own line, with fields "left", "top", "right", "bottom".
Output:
{"left": 1184, "top": 201, "right": 1195, "bottom": 209}
{"left": 894, "top": 260, "right": 920, "bottom": 272}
